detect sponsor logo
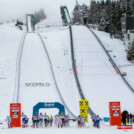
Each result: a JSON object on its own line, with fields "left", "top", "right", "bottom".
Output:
{"left": 25, "top": 82, "right": 50, "bottom": 87}
{"left": 44, "top": 103, "right": 54, "bottom": 107}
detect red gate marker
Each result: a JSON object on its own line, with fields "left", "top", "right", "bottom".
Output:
{"left": 113, "top": 66, "right": 119, "bottom": 75}
{"left": 75, "top": 66, "right": 78, "bottom": 75}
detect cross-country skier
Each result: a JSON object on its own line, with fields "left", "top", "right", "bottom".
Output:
{"left": 57, "top": 113, "right": 62, "bottom": 128}
{"left": 77, "top": 115, "right": 81, "bottom": 128}
{"left": 5, "top": 116, "right": 12, "bottom": 128}
{"left": 50, "top": 115, "right": 53, "bottom": 127}
{"left": 20, "top": 112, "right": 26, "bottom": 128}
{"left": 96, "top": 115, "right": 101, "bottom": 128}
{"left": 65, "top": 114, "right": 70, "bottom": 126}
{"left": 54, "top": 115, "right": 57, "bottom": 126}
{"left": 91, "top": 114, "right": 96, "bottom": 127}
{"left": 44, "top": 113, "right": 48, "bottom": 127}
{"left": 81, "top": 116, "right": 85, "bottom": 127}
{"left": 61, "top": 114, "right": 65, "bottom": 127}
{"left": 32, "top": 114, "right": 38, "bottom": 128}
{"left": 25, "top": 116, "right": 29, "bottom": 127}
{"left": 38, "top": 113, "right": 43, "bottom": 127}
{"left": 47, "top": 116, "right": 50, "bottom": 127}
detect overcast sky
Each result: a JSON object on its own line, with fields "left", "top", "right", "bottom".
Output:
{"left": 0, "top": 0, "right": 90, "bottom": 22}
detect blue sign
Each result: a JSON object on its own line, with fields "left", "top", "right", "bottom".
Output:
{"left": 33, "top": 102, "right": 65, "bottom": 116}
{"left": 103, "top": 117, "right": 110, "bottom": 122}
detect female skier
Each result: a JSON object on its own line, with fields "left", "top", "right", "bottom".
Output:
{"left": 39, "top": 113, "right": 43, "bottom": 127}
{"left": 5, "top": 116, "right": 12, "bottom": 128}
{"left": 57, "top": 114, "right": 62, "bottom": 128}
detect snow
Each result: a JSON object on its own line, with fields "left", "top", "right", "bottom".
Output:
{"left": 0, "top": 121, "right": 134, "bottom": 134}
{"left": 1, "top": 14, "right": 134, "bottom": 134}
{"left": 19, "top": 33, "right": 62, "bottom": 117}
{"left": 72, "top": 25, "right": 134, "bottom": 117}
{"left": 0, "top": 23, "right": 23, "bottom": 119}
{"left": 93, "top": 29, "right": 134, "bottom": 90}
{"left": 39, "top": 27, "right": 81, "bottom": 116}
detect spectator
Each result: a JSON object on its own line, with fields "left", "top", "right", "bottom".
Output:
{"left": 121, "top": 110, "right": 128, "bottom": 125}
{"left": 129, "top": 113, "right": 133, "bottom": 125}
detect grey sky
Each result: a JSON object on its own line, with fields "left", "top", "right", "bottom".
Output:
{"left": 0, "top": 0, "right": 90, "bottom": 22}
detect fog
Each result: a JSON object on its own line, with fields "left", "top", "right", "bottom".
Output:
{"left": 0, "top": 0, "right": 90, "bottom": 22}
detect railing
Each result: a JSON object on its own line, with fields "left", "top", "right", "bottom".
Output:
{"left": 87, "top": 25, "right": 134, "bottom": 93}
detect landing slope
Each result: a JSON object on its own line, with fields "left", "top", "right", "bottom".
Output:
{"left": 40, "top": 27, "right": 81, "bottom": 116}
{"left": 72, "top": 25, "right": 134, "bottom": 117}
{"left": 19, "top": 33, "right": 61, "bottom": 116}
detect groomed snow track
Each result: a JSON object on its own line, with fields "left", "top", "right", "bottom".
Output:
{"left": 13, "top": 32, "right": 27, "bottom": 103}
{"left": 61, "top": 6, "right": 96, "bottom": 116}
{"left": 37, "top": 33, "right": 76, "bottom": 118}
{"left": 13, "top": 31, "right": 76, "bottom": 118}
{"left": 86, "top": 25, "right": 134, "bottom": 94}
{"left": 69, "top": 25, "right": 96, "bottom": 116}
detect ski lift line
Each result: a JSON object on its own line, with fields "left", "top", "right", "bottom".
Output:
{"left": 86, "top": 25, "right": 134, "bottom": 93}
{"left": 69, "top": 25, "right": 96, "bottom": 116}
{"left": 13, "top": 32, "right": 27, "bottom": 103}
{"left": 37, "top": 33, "right": 77, "bottom": 118}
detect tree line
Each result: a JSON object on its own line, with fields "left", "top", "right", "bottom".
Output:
{"left": 72, "top": 0, "right": 133, "bottom": 35}
{"left": 33, "top": 9, "right": 46, "bottom": 24}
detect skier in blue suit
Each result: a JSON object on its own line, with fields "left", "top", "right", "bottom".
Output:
{"left": 96, "top": 115, "right": 101, "bottom": 128}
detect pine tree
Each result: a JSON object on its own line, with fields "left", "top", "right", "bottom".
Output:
{"left": 72, "top": 0, "right": 134, "bottom": 35}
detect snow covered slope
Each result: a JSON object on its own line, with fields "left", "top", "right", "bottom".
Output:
{"left": 17, "top": 28, "right": 81, "bottom": 117}
{"left": 0, "top": 23, "right": 81, "bottom": 120}
{"left": 0, "top": 23, "right": 23, "bottom": 119}
{"left": 40, "top": 27, "right": 81, "bottom": 116}
{"left": 72, "top": 25, "right": 134, "bottom": 117}
{"left": 93, "top": 29, "right": 134, "bottom": 90}
{"left": 19, "top": 33, "right": 62, "bottom": 116}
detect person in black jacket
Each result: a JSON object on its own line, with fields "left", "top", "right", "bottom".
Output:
{"left": 121, "top": 110, "right": 128, "bottom": 125}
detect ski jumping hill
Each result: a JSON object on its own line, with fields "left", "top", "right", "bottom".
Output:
{"left": 0, "top": 22, "right": 134, "bottom": 121}
{"left": 72, "top": 25, "right": 134, "bottom": 117}
{"left": 0, "top": 23, "right": 81, "bottom": 120}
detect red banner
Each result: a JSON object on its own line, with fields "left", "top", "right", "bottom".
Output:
{"left": 10, "top": 103, "right": 21, "bottom": 127}
{"left": 109, "top": 102, "right": 121, "bottom": 126}
{"left": 117, "top": 125, "right": 133, "bottom": 129}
